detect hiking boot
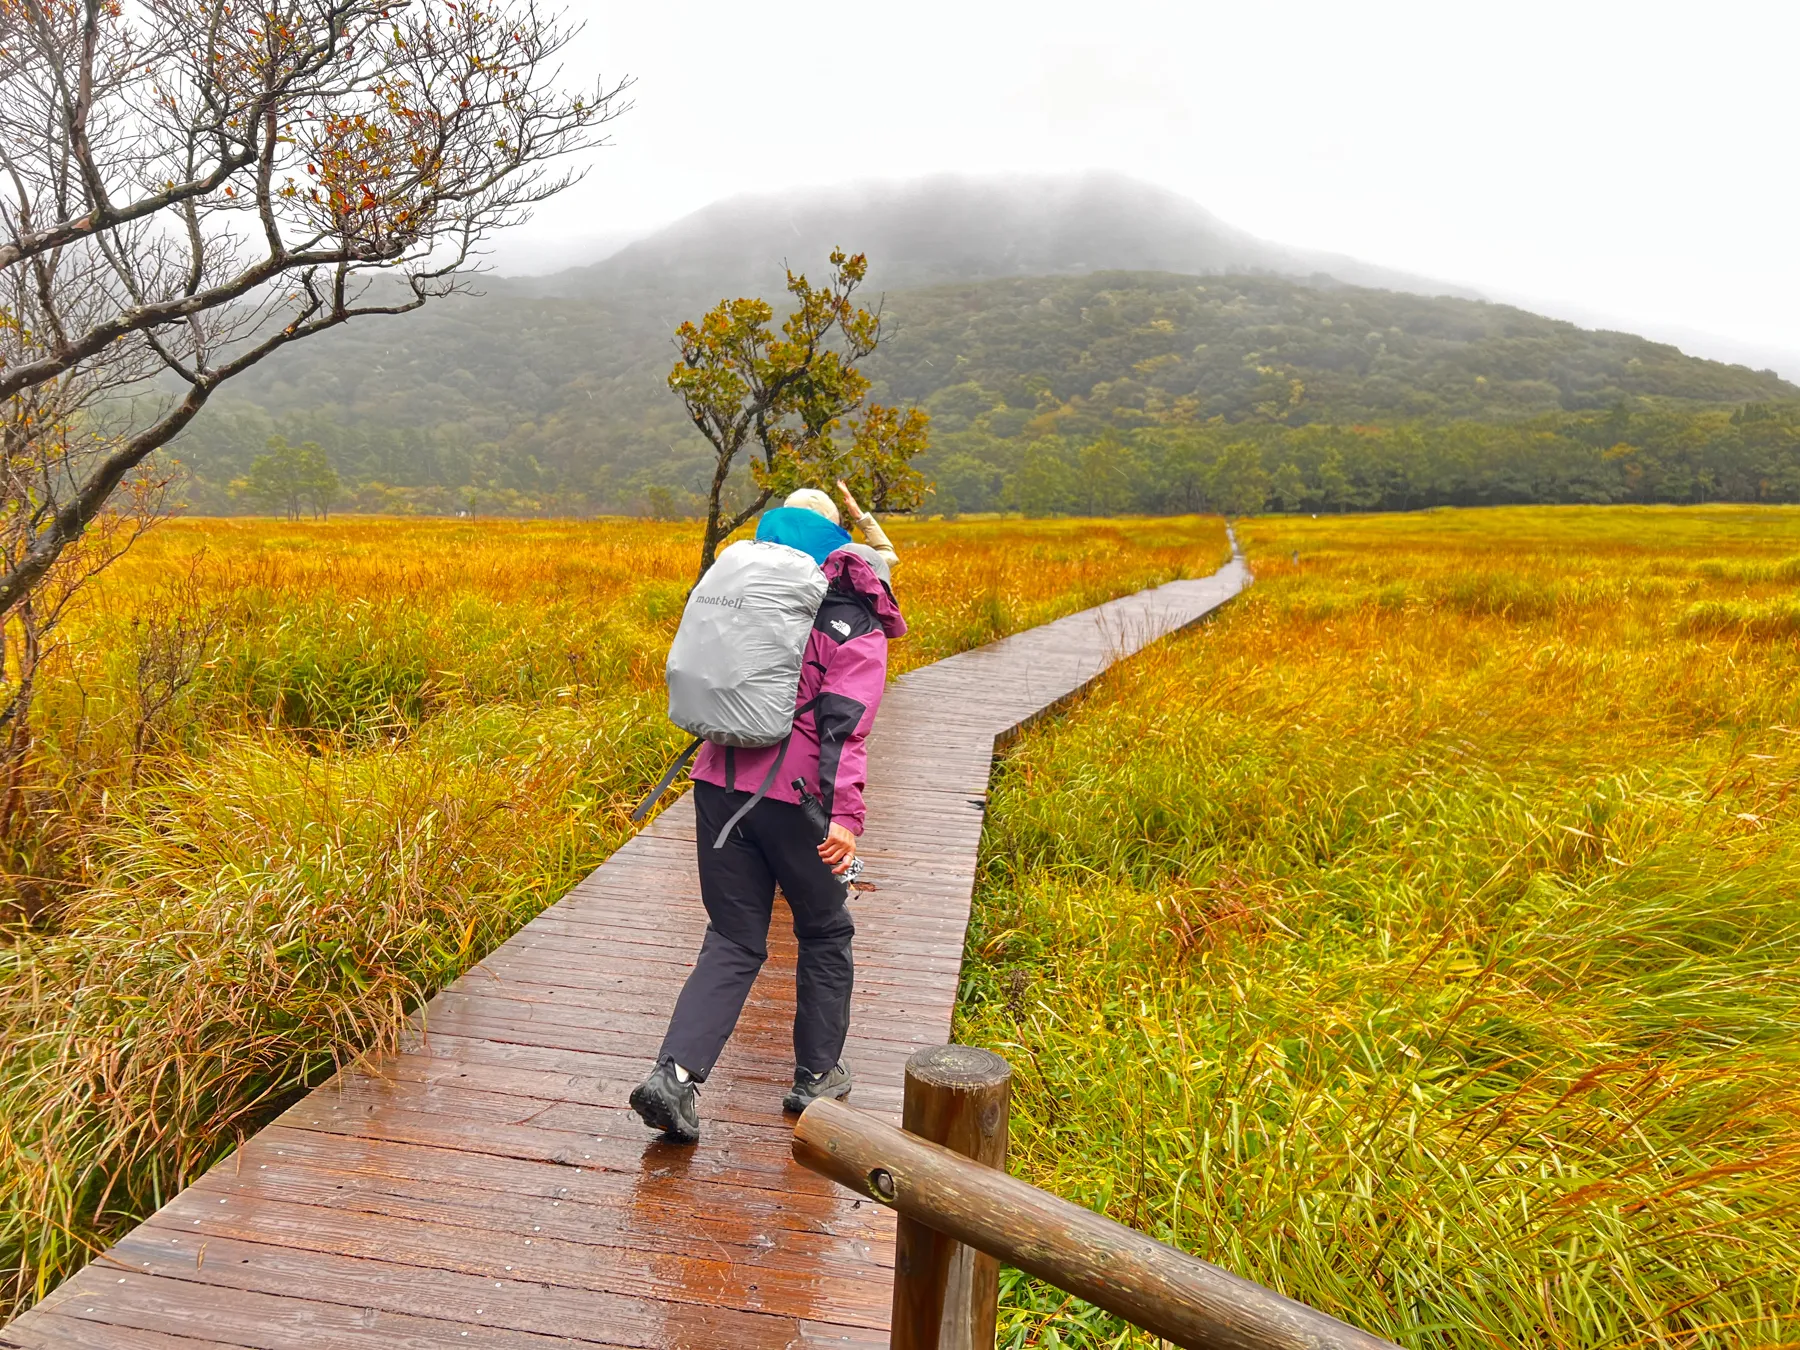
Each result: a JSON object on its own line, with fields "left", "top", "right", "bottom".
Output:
{"left": 783, "top": 1061, "right": 853, "bottom": 1114}
{"left": 629, "top": 1060, "right": 701, "bottom": 1144}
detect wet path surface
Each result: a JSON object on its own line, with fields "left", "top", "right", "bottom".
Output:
{"left": 3, "top": 552, "right": 1248, "bottom": 1349}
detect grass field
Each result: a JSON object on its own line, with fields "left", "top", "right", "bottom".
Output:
{"left": 0, "top": 512, "right": 1228, "bottom": 1320}
{"left": 959, "top": 506, "right": 1800, "bottom": 1347}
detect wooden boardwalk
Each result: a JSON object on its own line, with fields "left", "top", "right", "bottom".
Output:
{"left": 4, "top": 552, "right": 1248, "bottom": 1350}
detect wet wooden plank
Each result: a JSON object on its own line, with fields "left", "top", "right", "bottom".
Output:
{"left": 2, "top": 555, "right": 1247, "bottom": 1348}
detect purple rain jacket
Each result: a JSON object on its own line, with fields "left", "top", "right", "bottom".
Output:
{"left": 691, "top": 548, "right": 907, "bottom": 836}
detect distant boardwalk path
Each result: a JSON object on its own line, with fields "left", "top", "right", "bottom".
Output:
{"left": 4, "top": 550, "right": 1249, "bottom": 1350}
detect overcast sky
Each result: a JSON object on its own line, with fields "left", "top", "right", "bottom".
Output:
{"left": 501, "top": 0, "right": 1799, "bottom": 376}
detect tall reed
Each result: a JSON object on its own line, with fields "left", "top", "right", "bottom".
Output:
{"left": 961, "top": 505, "right": 1800, "bottom": 1347}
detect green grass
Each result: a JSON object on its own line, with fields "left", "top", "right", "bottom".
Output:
{"left": 958, "top": 506, "right": 1800, "bottom": 1348}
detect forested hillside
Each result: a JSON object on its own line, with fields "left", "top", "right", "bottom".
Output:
{"left": 893, "top": 274, "right": 1800, "bottom": 513}
{"left": 885, "top": 273, "right": 1790, "bottom": 421}
{"left": 170, "top": 268, "right": 1798, "bottom": 516}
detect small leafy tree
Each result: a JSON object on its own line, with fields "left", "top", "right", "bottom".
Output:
{"left": 1269, "top": 461, "right": 1307, "bottom": 513}
{"left": 244, "top": 442, "right": 300, "bottom": 521}
{"left": 1208, "top": 442, "right": 1269, "bottom": 516}
{"left": 245, "top": 437, "right": 338, "bottom": 520}
{"left": 304, "top": 454, "right": 341, "bottom": 520}
{"left": 1315, "top": 448, "right": 1355, "bottom": 511}
{"left": 668, "top": 249, "right": 928, "bottom": 579}
{"left": 1011, "top": 441, "right": 1077, "bottom": 516}
{"left": 1076, "top": 433, "right": 1139, "bottom": 514}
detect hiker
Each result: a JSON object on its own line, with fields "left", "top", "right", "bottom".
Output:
{"left": 629, "top": 506, "right": 906, "bottom": 1144}
{"left": 784, "top": 480, "right": 900, "bottom": 572}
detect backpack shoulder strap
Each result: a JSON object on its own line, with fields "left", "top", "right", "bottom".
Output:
{"left": 709, "top": 695, "right": 825, "bottom": 848}
{"left": 629, "top": 736, "right": 704, "bottom": 823}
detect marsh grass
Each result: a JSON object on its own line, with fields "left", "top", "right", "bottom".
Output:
{"left": 960, "top": 505, "right": 1800, "bottom": 1347}
{"left": 0, "top": 512, "right": 1227, "bottom": 1319}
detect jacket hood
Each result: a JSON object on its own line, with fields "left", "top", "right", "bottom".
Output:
{"left": 834, "top": 541, "right": 891, "bottom": 587}
{"left": 824, "top": 548, "right": 907, "bottom": 638}
{"left": 755, "top": 506, "right": 851, "bottom": 564}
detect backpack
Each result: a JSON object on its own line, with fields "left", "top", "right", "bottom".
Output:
{"left": 631, "top": 540, "right": 828, "bottom": 843}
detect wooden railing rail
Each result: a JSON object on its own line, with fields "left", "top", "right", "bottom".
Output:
{"left": 793, "top": 1046, "right": 1398, "bottom": 1350}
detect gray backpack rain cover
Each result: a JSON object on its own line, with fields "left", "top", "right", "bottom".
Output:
{"left": 665, "top": 540, "right": 828, "bottom": 748}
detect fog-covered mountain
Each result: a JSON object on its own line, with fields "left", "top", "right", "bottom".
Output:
{"left": 503, "top": 172, "right": 1475, "bottom": 304}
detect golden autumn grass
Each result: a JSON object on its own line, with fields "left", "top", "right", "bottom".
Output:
{"left": 0, "top": 512, "right": 1228, "bottom": 1321}
{"left": 959, "top": 505, "right": 1800, "bottom": 1348}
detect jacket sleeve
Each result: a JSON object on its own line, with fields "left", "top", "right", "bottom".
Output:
{"left": 853, "top": 511, "right": 900, "bottom": 571}
{"left": 813, "top": 629, "right": 888, "bottom": 835}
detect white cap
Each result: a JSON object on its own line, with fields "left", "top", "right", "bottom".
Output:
{"left": 785, "top": 487, "right": 840, "bottom": 526}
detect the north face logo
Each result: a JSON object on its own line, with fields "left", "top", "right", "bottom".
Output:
{"left": 830, "top": 619, "right": 852, "bottom": 637}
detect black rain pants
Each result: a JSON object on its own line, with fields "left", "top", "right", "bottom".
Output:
{"left": 656, "top": 781, "right": 855, "bottom": 1080}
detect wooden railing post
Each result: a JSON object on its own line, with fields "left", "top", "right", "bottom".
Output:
{"left": 794, "top": 1095, "right": 1400, "bottom": 1350}
{"left": 891, "top": 1045, "right": 1012, "bottom": 1350}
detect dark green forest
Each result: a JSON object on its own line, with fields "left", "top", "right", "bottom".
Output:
{"left": 168, "top": 270, "right": 1800, "bottom": 517}
{"left": 932, "top": 404, "right": 1800, "bottom": 517}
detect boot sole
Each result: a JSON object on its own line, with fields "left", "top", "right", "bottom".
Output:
{"left": 782, "top": 1076, "right": 853, "bottom": 1115}
{"left": 629, "top": 1082, "right": 700, "bottom": 1144}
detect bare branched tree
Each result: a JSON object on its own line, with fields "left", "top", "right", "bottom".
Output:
{"left": 0, "top": 0, "right": 625, "bottom": 852}
{"left": 0, "top": 0, "right": 625, "bottom": 593}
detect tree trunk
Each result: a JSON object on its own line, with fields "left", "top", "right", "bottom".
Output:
{"left": 696, "top": 474, "right": 774, "bottom": 585}
{"left": 0, "top": 602, "right": 42, "bottom": 847}
{"left": 697, "top": 447, "right": 735, "bottom": 583}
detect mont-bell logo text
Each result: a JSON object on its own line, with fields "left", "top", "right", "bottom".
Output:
{"left": 693, "top": 591, "right": 745, "bottom": 609}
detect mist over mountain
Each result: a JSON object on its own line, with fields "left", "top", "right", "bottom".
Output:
{"left": 504, "top": 172, "right": 1475, "bottom": 305}
{"left": 173, "top": 173, "right": 1800, "bottom": 518}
